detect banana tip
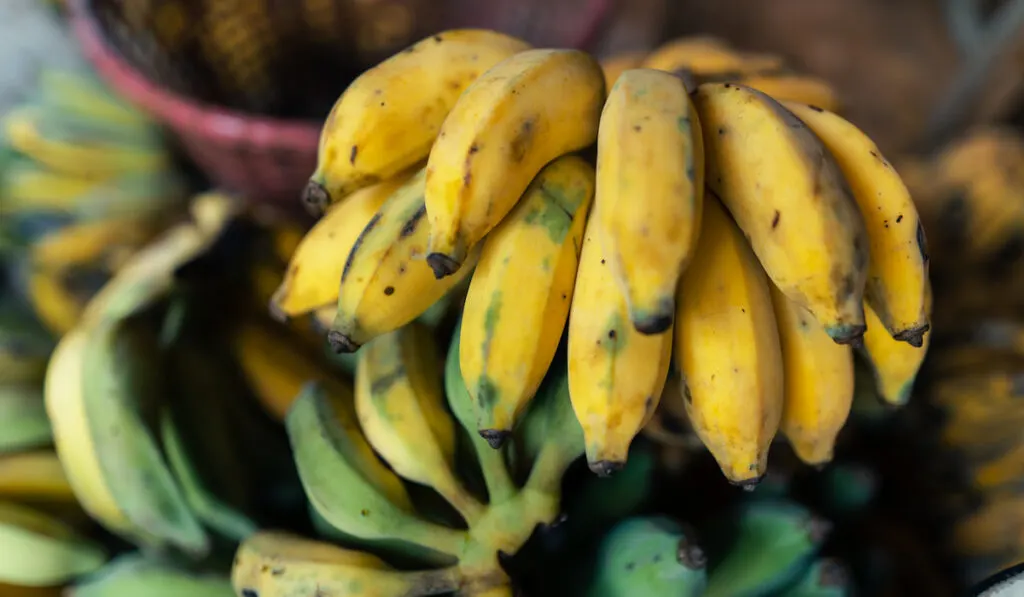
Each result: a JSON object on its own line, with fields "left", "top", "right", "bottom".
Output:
{"left": 633, "top": 311, "right": 674, "bottom": 335}
{"left": 478, "top": 429, "right": 510, "bottom": 449}
{"left": 301, "top": 181, "right": 331, "bottom": 216}
{"left": 267, "top": 300, "right": 288, "bottom": 323}
{"left": 893, "top": 323, "right": 930, "bottom": 348}
{"left": 588, "top": 460, "right": 626, "bottom": 477}
{"left": 676, "top": 537, "right": 707, "bottom": 570}
{"left": 326, "top": 330, "right": 359, "bottom": 354}
{"left": 827, "top": 324, "right": 866, "bottom": 346}
{"left": 426, "top": 253, "right": 461, "bottom": 279}
{"left": 732, "top": 472, "right": 766, "bottom": 491}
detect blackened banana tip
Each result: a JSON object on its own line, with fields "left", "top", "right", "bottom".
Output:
{"left": 267, "top": 300, "right": 288, "bottom": 323}
{"left": 733, "top": 472, "right": 766, "bottom": 491}
{"left": 588, "top": 460, "right": 625, "bottom": 477}
{"left": 478, "top": 429, "right": 510, "bottom": 449}
{"left": 426, "top": 253, "right": 461, "bottom": 279}
{"left": 326, "top": 330, "right": 359, "bottom": 354}
{"left": 676, "top": 538, "right": 707, "bottom": 570}
{"left": 302, "top": 181, "right": 330, "bottom": 216}
{"left": 633, "top": 312, "right": 674, "bottom": 335}
{"left": 828, "top": 324, "right": 866, "bottom": 346}
{"left": 893, "top": 323, "right": 930, "bottom": 348}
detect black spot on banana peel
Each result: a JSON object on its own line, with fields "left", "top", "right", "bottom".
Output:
{"left": 893, "top": 322, "right": 930, "bottom": 348}
{"left": 589, "top": 460, "right": 626, "bottom": 477}
{"left": 478, "top": 429, "right": 510, "bottom": 449}
{"left": 426, "top": 253, "right": 461, "bottom": 279}
{"left": 327, "top": 330, "right": 359, "bottom": 354}
{"left": 302, "top": 181, "right": 331, "bottom": 215}
{"left": 676, "top": 536, "right": 707, "bottom": 570}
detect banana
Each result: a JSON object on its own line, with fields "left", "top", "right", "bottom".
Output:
{"left": 424, "top": 48, "right": 605, "bottom": 277}
{"left": 271, "top": 174, "right": 410, "bottom": 318}
{"left": 673, "top": 195, "right": 784, "bottom": 485}
{"left": 68, "top": 554, "right": 235, "bottom": 597}
{"left": 0, "top": 384, "right": 52, "bottom": 453}
{"left": 860, "top": 282, "right": 932, "bottom": 406}
{"left": 232, "top": 531, "right": 461, "bottom": 597}
{"left": 596, "top": 68, "right": 704, "bottom": 333}
{"left": 29, "top": 215, "right": 159, "bottom": 271}
{"left": 38, "top": 70, "right": 152, "bottom": 130}
{"left": 742, "top": 75, "right": 840, "bottom": 112}
{"left": 587, "top": 516, "right": 707, "bottom": 597}
{"left": 305, "top": 29, "right": 531, "bottom": 211}
{"left": 516, "top": 360, "right": 587, "bottom": 496}
{"left": 785, "top": 102, "right": 929, "bottom": 345}
{"left": 356, "top": 324, "right": 484, "bottom": 524}
{"left": 770, "top": 285, "right": 854, "bottom": 466}
{"left": 703, "top": 501, "right": 829, "bottom": 597}
{"left": 568, "top": 215, "right": 672, "bottom": 476}
{"left": 285, "top": 382, "right": 467, "bottom": 558}
{"left": 45, "top": 319, "right": 208, "bottom": 556}
{"left": 599, "top": 51, "right": 646, "bottom": 89}
{"left": 0, "top": 451, "right": 75, "bottom": 503}
{"left": 693, "top": 82, "right": 870, "bottom": 344}
{"left": 26, "top": 265, "right": 107, "bottom": 337}
{"left": 0, "top": 500, "right": 106, "bottom": 587}
{"left": 328, "top": 168, "right": 478, "bottom": 353}
{"left": 643, "top": 36, "right": 784, "bottom": 76}
{"left": 460, "top": 156, "right": 594, "bottom": 443}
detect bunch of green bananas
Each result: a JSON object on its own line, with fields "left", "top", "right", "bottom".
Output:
{"left": 270, "top": 29, "right": 931, "bottom": 488}
{"left": 0, "top": 69, "right": 188, "bottom": 335}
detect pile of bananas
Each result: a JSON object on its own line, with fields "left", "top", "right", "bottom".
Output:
{"left": 275, "top": 30, "right": 931, "bottom": 488}
{"left": 0, "top": 69, "right": 187, "bottom": 335}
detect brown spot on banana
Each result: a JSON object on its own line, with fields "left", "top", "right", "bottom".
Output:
{"left": 341, "top": 212, "right": 382, "bottom": 282}
{"left": 509, "top": 116, "right": 537, "bottom": 163}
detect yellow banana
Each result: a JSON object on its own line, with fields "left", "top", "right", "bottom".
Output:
{"left": 693, "top": 82, "right": 870, "bottom": 344}
{"left": 38, "top": 69, "right": 152, "bottom": 129}
{"left": 568, "top": 216, "right": 672, "bottom": 476}
{"left": 0, "top": 451, "right": 76, "bottom": 503}
{"left": 27, "top": 266, "right": 107, "bottom": 337}
{"left": 596, "top": 68, "right": 704, "bottom": 334}
{"left": 306, "top": 29, "right": 531, "bottom": 211}
{"left": 860, "top": 283, "right": 932, "bottom": 406}
{"left": 356, "top": 324, "right": 484, "bottom": 524}
{"left": 232, "top": 531, "right": 461, "bottom": 597}
{"left": 786, "top": 102, "right": 930, "bottom": 346}
{"left": 460, "top": 156, "right": 594, "bottom": 444}
{"left": 329, "top": 168, "right": 478, "bottom": 353}
{"left": 600, "top": 51, "right": 646, "bottom": 89}
{"left": 271, "top": 174, "right": 409, "bottom": 318}
{"left": 424, "top": 48, "right": 605, "bottom": 277}
{"left": 232, "top": 318, "right": 350, "bottom": 420}
{"left": 643, "top": 36, "right": 784, "bottom": 76}
{"left": 770, "top": 285, "right": 854, "bottom": 466}
{"left": 674, "top": 195, "right": 784, "bottom": 485}
{"left": 29, "top": 216, "right": 158, "bottom": 271}
{"left": 741, "top": 75, "right": 840, "bottom": 112}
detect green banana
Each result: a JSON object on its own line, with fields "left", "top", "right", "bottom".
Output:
{"left": 67, "top": 553, "right": 234, "bottom": 597}
{"left": 779, "top": 558, "right": 851, "bottom": 597}
{"left": 38, "top": 70, "right": 153, "bottom": 130}
{"left": 586, "top": 516, "right": 707, "bottom": 597}
{"left": 704, "top": 501, "right": 830, "bottom": 597}
{"left": 0, "top": 383, "right": 52, "bottom": 453}
{"left": 0, "top": 500, "right": 106, "bottom": 586}
{"left": 285, "top": 382, "right": 468, "bottom": 559}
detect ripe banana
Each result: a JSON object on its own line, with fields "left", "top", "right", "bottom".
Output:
{"left": 271, "top": 174, "right": 409, "bottom": 318}
{"left": 305, "top": 29, "right": 531, "bottom": 211}
{"left": 0, "top": 500, "right": 106, "bottom": 587}
{"left": 568, "top": 215, "right": 672, "bottom": 476}
{"left": 596, "top": 68, "right": 704, "bottom": 334}
{"left": 599, "top": 51, "right": 645, "bottom": 89}
{"left": 643, "top": 36, "right": 784, "bottom": 76}
{"left": 68, "top": 553, "right": 235, "bottom": 597}
{"left": 0, "top": 384, "right": 52, "bottom": 453}
{"left": 786, "top": 102, "right": 929, "bottom": 345}
{"left": 0, "top": 450, "right": 75, "bottom": 503}
{"left": 861, "top": 284, "right": 932, "bottom": 406}
{"left": 424, "top": 48, "right": 605, "bottom": 277}
{"left": 770, "top": 284, "right": 854, "bottom": 466}
{"left": 673, "top": 195, "right": 784, "bottom": 485}
{"left": 329, "top": 168, "right": 478, "bottom": 353}
{"left": 232, "top": 531, "right": 461, "bottom": 597}
{"left": 460, "top": 156, "right": 594, "bottom": 444}
{"left": 693, "top": 82, "right": 870, "bottom": 344}
{"left": 742, "top": 75, "right": 840, "bottom": 112}
{"left": 285, "top": 382, "right": 468, "bottom": 558}
{"left": 356, "top": 324, "right": 484, "bottom": 524}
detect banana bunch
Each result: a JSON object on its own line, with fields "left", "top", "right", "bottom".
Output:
{"left": 274, "top": 29, "right": 930, "bottom": 487}
{"left": 0, "top": 69, "right": 188, "bottom": 335}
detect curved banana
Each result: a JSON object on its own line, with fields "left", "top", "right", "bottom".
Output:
{"left": 568, "top": 216, "right": 673, "bottom": 476}
{"left": 0, "top": 500, "right": 106, "bottom": 587}
{"left": 232, "top": 531, "right": 461, "bottom": 597}
{"left": 68, "top": 554, "right": 235, "bottom": 597}
{"left": 786, "top": 102, "right": 929, "bottom": 345}
{"left": 271, "top": 174, "right": 410, "bottom": 318}
{"left": 693, "top": 82, "right": 869, "bottom": 344}
{"left": 770, "top": 285, "right": 854, "bottom": 466}
{"left": 356, "top": 324, "right": 484, "bottom": 524}
{"left": 0, "top": 451, "right": 75, "bottom": 503}
{"left": 596, "top": 68, "right": 704, "bottom": 334}
{"left": 674, "top": 195, "right": 783, "bottom": 485}
{"left": 305, "top": 29, "right": 531, "bottom": 211}
{"left": 460, "top": 156, "right": 594, "bottom": 444}
{"left": 643, "top": 36, "right": 783, "bottom": 76}
{"left": 600, "top": 51, "right": 646, "bottom": 89}
{"left": 328, "top": 168, "right": 478, "bottom": 353}
{"left": 424, "top": 48, "right": 605, "bottom": 277}
{"left": 742, "top": 75, "right": 840, "bottom": 112}
{"left": 861, "top": 282, "right": 932, "bottom": 406}
{"left": 0, "top": 384, "right": 52, "bottom": 453}
{"left": 285, "top": 382, "right": 467, "bottom": 557}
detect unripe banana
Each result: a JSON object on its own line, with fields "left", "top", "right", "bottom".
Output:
{"left": 599, "top": 51, "right": 645, "bottom": 89}
{"left": 693, "top": 83, "right": 870, "bottom": 344}
{"left": 596, "top": 68, "right": 704, "bottom": 334}
{"left": 305, "top": 29, "right": 531, "bottom": 211}
{"left": 424, "top": 48, "right": 605, "bottom": 277}
{"left": 0, "top": 384, "right": 52, "bottom": 453}
{"left": 68, "top": 554, "right": 235, "bottom": 597}
{"left": 643, "top": 36, "right": 783, "bottom": 76}
{"left": 0, "top": 501, "right": 106, "bottom": 587}
{"left": 786, "top": 102, "right": 930, "bottom": 346}
{"left": 271, "top": 174, "right": 410, "bottom": 318}
{"left": 461, "top": 156, "right": 594, "bottom": 445}
{"left": 568, "top": 216, "right": 672, "bottom": 476}
{"left": 742, "top": 75, "right": 840, "bottom": 112}
{"left": 328, "top": 168, "right": 478, "bottom": 353}
{"left": 769, "top": 285, "right": 854, "bottom": 466}
{"left": 674, "top": 196, "right": 783, "bottom": 486}
{"left": 861, "top": 282, "right": 932, "bottom": 406}
{"left": 356, "top": 324, "right": 484, "bottom": 524}
{"left": 38, "top": 69, "right": 152, "bottom": 130}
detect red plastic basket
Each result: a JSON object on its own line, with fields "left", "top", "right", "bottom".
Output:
{"left": 68, "top": 0, "right": 613, "bottom": 211}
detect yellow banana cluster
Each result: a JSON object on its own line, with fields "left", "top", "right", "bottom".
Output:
{"left": 276, "top": 30, "right": 930, "bottom": 488}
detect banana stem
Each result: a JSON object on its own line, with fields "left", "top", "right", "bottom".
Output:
{"left": 523, "top": 444, "right": 570, "bottom": 497}
{"left": 401, "top": 566, "right": 463, "bottom": 596}
{"left": 475, "top": 444, "right": 517, "bottom": 504}
{"left": 403, "top": 520, "right": 470, "bottom": 558}
{"left": 437, "top": 471, "right": 487, "bottom": 527}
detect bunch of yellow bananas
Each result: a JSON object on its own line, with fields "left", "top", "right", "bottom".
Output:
{"left": 270, "top": 29, "right": 931, "bottom": 491}
{"left": 0, "top": 69, "right": 187, "bottom": 335}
